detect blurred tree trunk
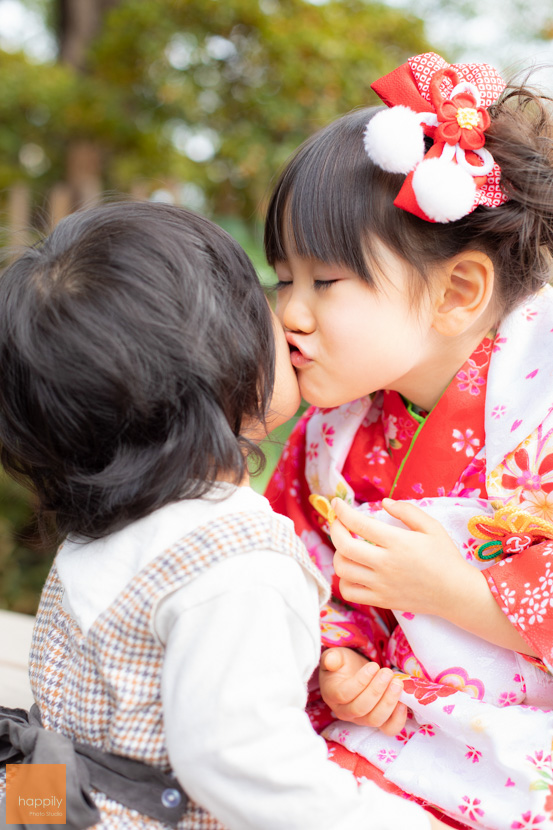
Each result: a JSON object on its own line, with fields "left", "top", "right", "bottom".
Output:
{"left": 56, "top": 0, "right": 120, "bottom": 212}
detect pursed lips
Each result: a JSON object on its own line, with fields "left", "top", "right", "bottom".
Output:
{"left": 285, "top": 333, "right": 313, "bottom": 368}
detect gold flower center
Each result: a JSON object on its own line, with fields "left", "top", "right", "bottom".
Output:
{"left": 456, "top": 108, "right": 479, "bottom": 130}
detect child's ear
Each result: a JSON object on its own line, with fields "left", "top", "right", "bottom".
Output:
{"left": 432, "top": 251, "right": 495, "bottom": 337}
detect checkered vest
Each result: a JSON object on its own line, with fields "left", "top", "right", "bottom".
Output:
{"left": 28, "top": 510, "right": 329, "bottom": 829}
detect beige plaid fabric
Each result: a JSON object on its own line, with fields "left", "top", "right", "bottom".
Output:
{"left": 28, "top": 510, "right": 329, "bottom": 828}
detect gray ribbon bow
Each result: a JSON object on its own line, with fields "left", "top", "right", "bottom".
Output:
{"left": 0, "top": 705, "right": 188, "bottom": 829}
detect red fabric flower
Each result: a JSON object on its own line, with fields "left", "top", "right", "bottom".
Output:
{"left": 434, "top": 92, "right": 490, "bottom": 150}
{"left": 428, "top": 67, "right": 491, "bottom": 151}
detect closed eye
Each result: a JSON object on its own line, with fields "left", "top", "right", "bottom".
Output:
{"left": 270, "top": 278, "right": 338, "bottom": 293}
{"left": 314, "top": 279, "right": 338, "bottom": 291}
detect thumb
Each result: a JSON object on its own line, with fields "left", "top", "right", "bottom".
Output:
{"left": 320, "top": 648, "right": 345, "bottom": 673}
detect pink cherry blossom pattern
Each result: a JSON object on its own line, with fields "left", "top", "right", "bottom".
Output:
{"left": 321, "top": 422, "right": 335, "bottom": 446}
{"left": 377, "top": 748, "right": 397, "bottom": 764}
{"left": 306, "top": 441, "right": 319, "bottom": 461}
{"left": 365, "top": 445, "right": 388, "bottom": 465}
{"left": 498, "top": 691, "right": 521, "bottom": 707}
{"left": 465, "top": 746, "right": 482, "bottom": 763}
{"left": 459, "top": 795, "right": 485, "bottom": 822}
{"left": 452, "top": 428, "right": 481, "bottom": 457}
{"left": 526, "top": 750, "right": 552, "bottom": 769}
{"left": 395, "top": 726, "right": 416, "bottom": 744}
{"left": 462, "top": 537, "right": 479, "bottom": 561}
{"left": 456, "top": 362, "right": 486, "bottom": 395}
{"left": 511, "top": 811, "right": 546, "bottom": 829}
{"left": 337, "top": 729, "right": 350, "bottom": 744}
{"left": 397, "top": 416, "right": 417, "bottom": 442}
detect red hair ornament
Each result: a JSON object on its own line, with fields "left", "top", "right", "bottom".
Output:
{"left": 364, "top": 52, "right": 509, "bottom": 223}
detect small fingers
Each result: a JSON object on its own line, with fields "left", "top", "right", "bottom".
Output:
{"left": 333, "top": 551, "right": 374, "bottom": 585}
{"left": 337, "top": 578, "right": 380, "bottom": 607}
{"left": 326, "top": 661, "right": 380, "bottom": 708}
{"left": 330, "top": 501, "right": 404, "bottom": 550}
{"left": 346, "top": 671, "right": 403, "bottom": 726}
{"left": 320, "top": 648, "right": 345, "bottom": 672}
{"left": 376, "top": 701, "right": 408, "bottom": 737}
{"left": 331, "top": 667, "right": 402, "bottom": 724}
{"left": 330, "top": 528, "right": 384, "bottom": 573}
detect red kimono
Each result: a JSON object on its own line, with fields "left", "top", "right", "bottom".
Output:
{"left": 266, "top": 287, "right": 553, "bottom": 828}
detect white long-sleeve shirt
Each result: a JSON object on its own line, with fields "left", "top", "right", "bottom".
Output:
{"left": 56, "top": 485, "right": 431, "bottom": 830}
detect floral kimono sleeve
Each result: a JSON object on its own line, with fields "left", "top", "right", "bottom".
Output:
{"left": 484, "top": 413, "right": 553, "bottom": 672}
{"left": 484, "top": 542, "right": 553, "bottom": 670}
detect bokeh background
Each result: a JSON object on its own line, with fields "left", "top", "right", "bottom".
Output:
{"left": 1, "top": 0, "right": 552, "bottom": 612}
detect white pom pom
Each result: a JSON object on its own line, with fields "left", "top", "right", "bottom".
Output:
{"left": 412, "top": 157, "right": 477, "bottom": 223}
{"left": 363, "top": 106, "right": 425, "bottom": 174}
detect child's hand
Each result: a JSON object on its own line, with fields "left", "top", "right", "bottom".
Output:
{"left": 329, "top": 497, "right": 472, "bottom": 618}
{"left": 319, "top": 647, "right": 407, "bottom": 736}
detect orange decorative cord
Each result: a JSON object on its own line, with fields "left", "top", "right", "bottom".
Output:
{"left": 467, "top": 505, "right": 553, "bottom": 562}
{"left": 308, "top": 494, "right": 337, "bottom": 525}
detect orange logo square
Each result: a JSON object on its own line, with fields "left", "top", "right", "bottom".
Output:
{"left": 5, "top": 764, "right": 66, "bottom": 825}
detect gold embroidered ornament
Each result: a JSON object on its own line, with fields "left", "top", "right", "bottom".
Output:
{"left": 456, "top": 108, "right": 480, "bottom": 129}
{"left": 468, "top": 505, "right": 553, "bottom": 562}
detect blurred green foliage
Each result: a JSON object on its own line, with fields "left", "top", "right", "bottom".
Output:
{"left": 0, "top": 0, "right": 433, "bottom": 221}
{"left": 0, "top": 473, "right": 52, "bottom": 613}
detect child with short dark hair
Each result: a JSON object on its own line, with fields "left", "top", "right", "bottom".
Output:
{"left": 265, "top": 53, "right": 553, "bottom": 827}
{"left": 0, "top": 202, "right": 442, "bottom": 829}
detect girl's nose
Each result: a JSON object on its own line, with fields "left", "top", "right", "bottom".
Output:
{"left": 277, "top": 287, "right": 315, "bottom": 334}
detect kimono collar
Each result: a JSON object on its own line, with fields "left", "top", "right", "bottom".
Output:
{"left": 485, "top": 285, "right": 553, "bottom": 474}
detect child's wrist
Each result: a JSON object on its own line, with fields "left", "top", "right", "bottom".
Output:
{"left": 433, "top": 559, "right": 482, "bottom": 625}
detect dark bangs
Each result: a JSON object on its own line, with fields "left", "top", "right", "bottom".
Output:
{"left": 264, "top": 106, "right": 417, "bottom": 287}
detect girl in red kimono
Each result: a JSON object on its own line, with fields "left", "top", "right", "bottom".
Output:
{"left": 264, "top": 52, "right": 553, "bottom": 829}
